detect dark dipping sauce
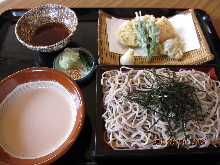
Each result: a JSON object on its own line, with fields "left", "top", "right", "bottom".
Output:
{"left": 30, "top": 22, "right": 70, "bottom": 46}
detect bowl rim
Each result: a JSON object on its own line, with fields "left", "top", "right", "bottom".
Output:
{"left": 15, "top": 4, "right": 78, "bottom": 48}
{"left": 0, "top": 67, "right": 85, "bottom": 164}
{"left": 53, "top": 47, "right": 96, "bottom": 84}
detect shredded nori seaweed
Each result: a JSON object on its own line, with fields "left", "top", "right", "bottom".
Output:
{"left": 125, "top": 69, "right": 204, "bottom": 138}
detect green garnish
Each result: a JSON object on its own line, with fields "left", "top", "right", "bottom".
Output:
{"left": 125, "top": 69, "right": 204, "bottom": 138}
{"left": 135, "top": 19, "right": 159, "bottom": 61}
{"left": 79, "top": 51, "right": 92, "bottom": 71}
{"left": 85, "top": 63, "right": 92, "bottom": 71}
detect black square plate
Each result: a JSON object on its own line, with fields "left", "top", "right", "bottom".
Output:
{"left": 93, "top": 65, "right": 220, "bottom": 159}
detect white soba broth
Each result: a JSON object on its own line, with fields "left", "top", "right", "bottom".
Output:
{"left": 0, "top": 81, "right": 77, "bottom": 159}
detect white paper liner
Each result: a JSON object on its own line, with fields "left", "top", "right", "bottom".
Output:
{"left": 0, "top": 81, "right": 77, "bottom": 159}
{"left": 169, "top": 12, "right": 200, "bottom": 52}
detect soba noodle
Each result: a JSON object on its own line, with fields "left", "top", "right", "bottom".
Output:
{"left": 101, "top": 67, "right": 220, "bottom": 149}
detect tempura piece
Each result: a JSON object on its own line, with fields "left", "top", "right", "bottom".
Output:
{"left": 117, "top": 20, "right": 138, "bottom": 47}
{"left": 117, "top": 15, "right": 174, "bottom": 47}
{"left": 160, "top": 37, "right": 184, "bottom": 60}
{"left": 155, "top": 16, "right": 175, "bottom": 43}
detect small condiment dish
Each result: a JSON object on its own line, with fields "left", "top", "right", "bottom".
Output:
{"left": 53, "top": 47, "right": 96, "bottom": 84}
{"left": 15, "top": 4, "right": 78, "bottom": 53}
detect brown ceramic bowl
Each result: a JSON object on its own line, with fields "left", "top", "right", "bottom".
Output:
{"left": 15, "top": 4, "right": 78, "bottom": 53}
{"left": 0, "top": 67, "right": 85, "bottom": 165}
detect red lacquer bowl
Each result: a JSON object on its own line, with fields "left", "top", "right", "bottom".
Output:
{"left": 0, "top": 67, "right": 85, "bottom": 165}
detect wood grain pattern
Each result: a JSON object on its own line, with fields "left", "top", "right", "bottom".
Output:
{"left": 0, "top": 0, "right": 219, "bottom": 36}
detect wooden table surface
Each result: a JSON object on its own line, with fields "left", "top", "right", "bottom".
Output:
{"left": 0, "top": 0, "right": 219, "bottom": 37}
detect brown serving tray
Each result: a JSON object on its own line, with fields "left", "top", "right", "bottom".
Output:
{"left": 0, "top": 8, "right": 220, "bottom": 165}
